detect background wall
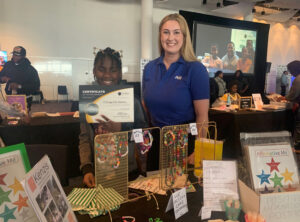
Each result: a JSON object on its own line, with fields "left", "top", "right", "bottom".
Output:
{"left": 0, "top": 0, "right": 299, "bottom": 100}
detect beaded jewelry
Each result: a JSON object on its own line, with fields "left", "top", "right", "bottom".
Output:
{"left": 139, "top": 130, "right": 153, "bottom": 155}
{"left": 95, "top": 133, "right": 128, "bottom": 169}
{"left": 164, "top": 127, "right": 188, "bottom": 187}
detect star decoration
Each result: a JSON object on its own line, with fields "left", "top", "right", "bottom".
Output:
{"left": 8, "top": 178, "right": 24, "bottom": 195}
{"left": 19, "top": 208, "right": 29, "bottom": 220}
{"left": 12, "top": 194, "right": 28, "bottom": 212}
{"left": 256, "top": 170, "right": 271, "bottom": 185}
{"left": 284, "top": 184, "right": 297, "bottom": 192}
{"left": 259, "top": 185, "right": 274, "bottom": 194}
{"left": 0, "top": 205, "right": 17, "bottom": 222}
{"left": 0, "top": 187, "right": 12, "bottom": 205}
{"left": 266, "top": 158, "right": 280, "bottom": 173}
{"left": 281, "top": 168, "right": 294, "bottom": 183}
{"left": 270, "top": 172, "right": 284, "bottom": 188}
{"left": 0, "top": 173, "right": 7, "bottom": 185}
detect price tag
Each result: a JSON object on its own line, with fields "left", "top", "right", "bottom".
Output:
{"left": 189, "top": 123, "right": 198, "bottom": 136}
{"left": 132, "top": 129, "right": 144, "bottom": 143}
{"left": 199, "top": 206, "right": 212, "bottom": 219}
{"left": 173, "top": 188, "right": 189, "bottom": 219}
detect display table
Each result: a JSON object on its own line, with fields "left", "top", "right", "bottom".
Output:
{"left": 64, "top": 183, "right": 245, "bottom": 222}
{"left": 0, "top": 116, "right": 81, "bottom": 178}
{"left": 209, "top": 109, "right": 294, "bottom": 158}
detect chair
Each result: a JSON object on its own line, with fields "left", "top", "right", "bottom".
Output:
{"left": 25, "top": 144, "right": 69, "bottom": 186}
{"left": 57, "top": 85, "right": 68, "bottom": 102}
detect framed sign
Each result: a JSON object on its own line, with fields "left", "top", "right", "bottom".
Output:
{"left": 239, "top": 96, "right": 252, "bottom": 110}
{"left": 6, "top": 94, "right": 27, "bottom": 114}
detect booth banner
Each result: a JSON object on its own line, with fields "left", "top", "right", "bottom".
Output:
{"left": 79, "top": 85, "right": 134, "bottom": 123}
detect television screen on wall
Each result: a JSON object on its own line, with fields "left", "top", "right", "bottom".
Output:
{"left": 0, "top": 51, "right": 8, "bottom": 70}
{"left": 180, "top": 10, "right": 270, "bottom": 93}
{"left": 194, "top": 22, "right": 257, "bottom": 75}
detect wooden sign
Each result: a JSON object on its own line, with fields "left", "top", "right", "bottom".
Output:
{"left": 239, "top": 96, "right": 252, "bottom": 110}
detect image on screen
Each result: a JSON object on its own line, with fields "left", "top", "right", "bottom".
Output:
{"left": 0, "top": 51, "right": 8, "bottom": 71}
{"left": 194, "top": 22, "right": 257, "bottom": 76}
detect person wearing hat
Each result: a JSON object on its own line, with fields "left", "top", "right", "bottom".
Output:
{"left": 0, "top": 46, "right": 40, "bottom": 110}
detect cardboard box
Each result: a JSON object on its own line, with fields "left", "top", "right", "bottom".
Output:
{"left": 239, "top": 180, "right": 300, "bottom": 222}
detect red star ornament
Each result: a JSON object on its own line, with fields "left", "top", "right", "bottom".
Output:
{"left": 266, "top": 157, "right": 280, "bottom": 173}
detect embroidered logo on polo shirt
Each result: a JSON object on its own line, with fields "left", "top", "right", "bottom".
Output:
{"left": 174, "top": 75, "right": 182, "bottom": 80}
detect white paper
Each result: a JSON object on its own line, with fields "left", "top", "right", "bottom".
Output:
{"left": 173, "top": 188, "right": 188, "bottom": 219}
{"left": 200, "top": 206, "right": 212, "bottom": 219}
{"left": 132, "top": 129, "right": 144, "bottom": 143}
{"left": 252, "top": 93, "right": 264, "bottom": 110}
{"left": 165, "top": 195, "right": 174, "bottom": 212}
{"left": 23, "top": 155, "right": 77, "bottom": 222}
{"left": 260, "top": 191, "right": 300, "bottom": 222}
{"left": 203, "top": 160, "right": 239, "bottom": 211}
{"left": 189, "top": 123, "right": 198, "bottom": 136}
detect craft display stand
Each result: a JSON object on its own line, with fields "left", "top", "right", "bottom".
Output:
{"left": 160, "top": 121, "right": 218, "bottom": 190}
{"left": 92, "top": 122, "right": 219, "bottom": 221}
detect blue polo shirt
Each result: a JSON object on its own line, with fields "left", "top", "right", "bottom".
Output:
{"left": 142, "top": 56, "right": 209, "bottom": 127}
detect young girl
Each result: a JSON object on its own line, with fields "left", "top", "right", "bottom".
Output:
{"left": 79, "top": 47, "right": 147, "bottom": 187}
{"left": 221, "top": 80, "right": 240, "bottom": 108}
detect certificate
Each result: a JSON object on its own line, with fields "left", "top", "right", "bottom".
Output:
{"left": 79, "top": 85, "right": 134, "bottom": 123}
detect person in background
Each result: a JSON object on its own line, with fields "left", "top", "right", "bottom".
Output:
{"left": 202, "top": 44, "right": 223, "bottom": 69}
{"left": 237, "top": 47, "right": 253, "bottom": 73}
{"left": 0, "top": 46, "right": 40, "bottom": 111}
{"left": 279, "top": 61, "right": 300, "bottom": 150}
{"left": 142, "top": 13, "right": 209, "bottom": 164}
{"left": 79, "top": 47, "right": 147, "bottom": 187}
{"left": 233, "top": 69, "right": 249, "bottom": 96}
{"left": 221, "top": 80, "right": 240, "bottom": 106}
{"left": 246, "top": 39, "right": 255, "bottom": 61}
{"left": 281, "top": 70, "right": 289, "bottom": 96}
{"left": 222, "top": 42, "right": 239, "bottom": 71}
{"left": 214, "top": 70, "right": 226, "bottom": 97}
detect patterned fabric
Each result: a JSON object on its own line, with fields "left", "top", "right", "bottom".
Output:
{"left": 67, "top": 185, "right": 124, "bottom": 218}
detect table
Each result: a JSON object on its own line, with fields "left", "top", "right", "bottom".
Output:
{"left": 209, "top": 109, "right": 294, "bottom": 158}
{"left": 65, "top": 182, "right": 245, "bottom": 222}
{"left": 0, "top": 116, "right": 81, "bottom": 179}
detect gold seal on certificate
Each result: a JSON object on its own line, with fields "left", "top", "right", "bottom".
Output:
{"left": 79, "top": 85, "right": 134, "bottom": 123}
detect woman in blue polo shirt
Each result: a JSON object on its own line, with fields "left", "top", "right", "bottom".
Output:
{"left": 142, "top": 13, "right": 209, "bottom": 128}
{"left": 142, "top": 13, "right": 209, "bottom": 164}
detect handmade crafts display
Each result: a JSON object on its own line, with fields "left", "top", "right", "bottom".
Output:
{"left": 67, "top": 184, "right": 124, "bottom": 218}
{"left": 95, "top": 133, "right": 128, "bottom": 169}
{"left": 162, "top": 127, "right": 188, "bottom": 187}
{"left": 138, "top": 130, "right": 153, "bottom": 155}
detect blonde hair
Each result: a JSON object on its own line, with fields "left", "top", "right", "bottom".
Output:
{"left": 158, "top": 13, "right": 197, "bottom": 62}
